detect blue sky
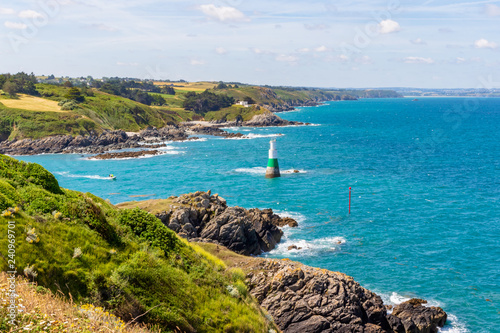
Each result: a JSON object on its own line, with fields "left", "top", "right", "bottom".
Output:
{"left": 0, "top": 0, "right": 499, "bottom": 88}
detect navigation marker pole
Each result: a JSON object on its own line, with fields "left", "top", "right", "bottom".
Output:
{"left": 265, "top": 139, "right": 281, "bottom": 178}
{"left": 349, "top": 187, "right": 351, "bottom": 214}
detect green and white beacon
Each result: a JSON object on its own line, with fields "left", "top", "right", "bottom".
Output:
{"left": 265, "top": 139, "right": 281, "bottom": 178}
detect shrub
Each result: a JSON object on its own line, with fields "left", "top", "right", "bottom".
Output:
{"left": 58, "top": 99, "right": 79, "bottom": 110}
{"left": 0, "top": 193, "right": 13, "bottom": 211}
{"left": 0, "top": 155, "right": 62, "bottom": 194}
{"left": 0, "top": 178, "right": 19, "bottom": 202}
{"left": 118, "top": 208, "right": 180, "bottom": 255}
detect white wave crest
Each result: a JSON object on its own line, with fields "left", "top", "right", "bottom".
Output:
{"left": 225, "top": 133, "right": 284, "bottom": 140}
{"left": 233, "top": 167, "right": 306, "bottom": 175}
{"left": 438, "top": 314, "right": 469, "bottom": 333}
{"left": 234, "top": 167, "right": 266, "bottom": 174}
{"left": 274, "top": 210, "right": 307, "bottom": 224}
{"left": 55, "top": 171, "right": 113, "bottom": 180}
{"left": 271, "top": 236, "right": 347, "bottom": 256}
{"left": 379, "top": 292, "right": 467, "bottom": 332}
{"left": 282, "top": 169, "right": 307, "bottom": 174}
{"left": 381, "top": 292, "right": 442, "bottom": 308}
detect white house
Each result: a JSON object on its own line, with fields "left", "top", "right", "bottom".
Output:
{"left": 237, "top": 101, "right": 249, "bottom": 107}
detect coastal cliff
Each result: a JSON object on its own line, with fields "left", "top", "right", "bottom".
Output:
{"left": 120, "top": 191, "right": 449, "bottom": 333}
{"left": 0, "top": 111, "right": 300, "bottom": 156}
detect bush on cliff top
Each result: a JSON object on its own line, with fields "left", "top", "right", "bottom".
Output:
{"left": 0, "top": 154, "right": 276, "bottom": 332}
{"left": 0, "top": 155, "right": 62, "bottom": 194}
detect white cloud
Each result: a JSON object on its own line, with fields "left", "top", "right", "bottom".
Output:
{"left": 18, "top": 10, "right": 43, "bottom": 19}
{"left": 456, "top": 57, "right": 466, "bottom": 64}
{"left": 484, "top": 4, "right": 500, "bottom": 16}
{"left": 215, "top": 47, "right": 227, "bottom": 55}
{"left": 314, "top": 45, "right": 327, "bottom": 52}
{"left": 355, "top": 55, "right": 373, "bottom": 64}
{"left": 403, "top": 56, "right": 434, "bottom": 64}
{"left": 87, "top": 23, "right": 118, "bottom": 32}
{"left": 339, "top": 54, "right": 349, "bottom": 61}
{"left": 0, "top": 7, "right": 15, "bottom": 15}
{"left": 411, "top": 38, "right": 426, "bottom": 45}
{"left": 190, "top": 59, "right": 206, "bottom": 65}
{"left": 4, "top": 21, "right": 27, "bottom": 30}
{"left": 116, "top": 62, "right": 139, "bottom": 66}
{"left": 275, "top": 54, "right": 298, "bottom": 63}
{"left": 304, "top": 23, "right": 329, "bottom": 30}
{"left": 198, "top": 4, "right": 249, "bottom": 23}
{"left": 252, "top": 48, "right": 273, "bottom": 55}
{"left": 474, "top": 38, "right": 498, "bottom": 49}
{"left": 378, "top": 19, "right": 400, "bottom": 34}
{"left": 297, "top": 48, "right": 310, "bottom": 53}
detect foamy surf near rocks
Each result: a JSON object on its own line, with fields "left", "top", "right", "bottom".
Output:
{"left": 155, "top": 191, "right": 296, "bottom": 255}
{"left": 246, "top": 259, "right": 447, "bottom": 333}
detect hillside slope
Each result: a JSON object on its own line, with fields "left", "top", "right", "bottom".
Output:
{"left": 0, "top": 155, "right": 277, "bottom": 332}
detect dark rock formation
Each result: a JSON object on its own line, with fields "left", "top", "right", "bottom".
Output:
{"left": 185, "top": 125, "right": 245, "bottom": 139}
{"left": 155, "top": 191, "right": 294, "bottom": 255}
{"left": 391, "top": 299, "right": 447, "bottom": 333}
{"left": 246, "top": 260, "right": 448, "bottom": 333}
{"left": 91, "top": 150, "right": 161, "bottom": 160}
{"left": 242, "top": 112, "right": 303, "bottom": 127}
{"left": 0, "top": 126, "right": 193, "bottom": 156}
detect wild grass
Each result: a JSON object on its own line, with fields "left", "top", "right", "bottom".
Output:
{"left": 0, "top": 155, "right": 278, "bottom": 332}
{"left": 0, "top": 273, "right": 160, "bottom": 333}
{"left": 204, "top": 105, "right": 265, "bottom": 122}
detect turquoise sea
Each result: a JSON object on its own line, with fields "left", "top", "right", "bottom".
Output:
{"left": 17, "top": 98, "right": 499, "bottom": 332}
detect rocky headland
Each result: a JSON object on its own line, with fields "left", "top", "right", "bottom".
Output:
{"left": 0, "top": 111, "right": 306, "bottom": 157}
{"left": 118, "top": 191, "right": 449, "bottom": 333}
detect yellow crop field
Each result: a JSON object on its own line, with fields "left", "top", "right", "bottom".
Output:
{"left": 153, "top": 81, "right": 216, "bottom": 92}
{"left": 0, "top": 94, "right": 64, "bottom": 112}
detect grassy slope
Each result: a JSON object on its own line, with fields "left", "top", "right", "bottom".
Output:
{"left": 0, "top": 155, "right": 276, "bottom": 332}
{"left": 0, "top": 85, "right": 198, "bottom": 140}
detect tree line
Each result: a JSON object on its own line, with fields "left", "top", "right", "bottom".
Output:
{"left": 183, "top": 90, "right": 235, "bottom": 114}
{"left": 0, "top": 72, "right": 38, "bottom": 96}
{"left": 95, "top": 79, "right": 174, "bottom": 106}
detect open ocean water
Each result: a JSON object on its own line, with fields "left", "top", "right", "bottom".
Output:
{"left": 17, "top": 98, "right": 500, "bottom": 332}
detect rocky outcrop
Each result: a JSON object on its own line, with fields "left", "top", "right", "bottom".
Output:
{"left": 91, "top": 150, "right": 161, "bottom": 160}
{"left": 390, "top": 299, "right": 447, "bottom": 333}
{"left": 185, "top": 125, "right": 245, "bottom": 139}
{"left": 155, "top": 191, "right": 295, "bottom": 255}
{"left": 245, "top": 260, "right": 447, "bottom": 333}
{"left": 0, "top": 126, "right": 192, "bottom": 156}
{"left": 243, "top": 112, "right": 303, "bottom": 127}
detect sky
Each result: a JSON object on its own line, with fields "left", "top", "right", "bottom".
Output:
{"left": 0, "top": 0, "right": 499, "bottom": 88}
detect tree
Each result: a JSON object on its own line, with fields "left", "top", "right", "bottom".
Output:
{"left": 23, "top": 81, "right": 37, "bottom": 95}
{"left": 183, "top": 90, "right": 235, "bottom": 114}
{"left": 161, "top": 86, "right": 175, "bottom": 95}
{"left": 216, "top": 82, "right": 228, "bottom": 89}
{"left": 65, "top": 87, "right": 85, "bottom": 102}
{"left": 63, "top": 81, "right": 73, "bottom": 88}
{"left": 2, "top": 81, "right": 19, "bottom": 97}
{"left": 151, "top": 94, "right": 166, "bottom": 106}
{"left": 243, "top": 96, "right": 255, "bottom": 104}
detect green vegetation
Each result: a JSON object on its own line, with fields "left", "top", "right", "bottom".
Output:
{"left": 0, "top": 74, "right": 401, "bottom": 141}
{"left": 0, "top": 72, "right": 38, "bottom": 97}
{"left": 182, "top": 90, "right": 235, "bottom": 114}
{"left": 204, "top": 105, "right": 265, "bottom": 122}
{"left": 0, "top": 155, "right": 277, "bottom": 332}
